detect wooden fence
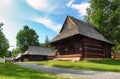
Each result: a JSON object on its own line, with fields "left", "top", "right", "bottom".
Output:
{"left": 113, "top": 53, "right": 120, "bottom": 60}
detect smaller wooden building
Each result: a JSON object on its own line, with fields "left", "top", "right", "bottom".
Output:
{"left": 50, "top": 16, "right": 113, "bottom": 61}
{"left": 12, "top": 53, "right": 22, "bottom": 62}
{"left": 22, "top": 46, "right": 54, "bottom": 62}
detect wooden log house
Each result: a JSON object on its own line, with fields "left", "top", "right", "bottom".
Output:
{"left": 50, "top": 16, "right": 113, "bottom": 61}
{"left": 22, "top": 46, "right": 55, "bottom": 62}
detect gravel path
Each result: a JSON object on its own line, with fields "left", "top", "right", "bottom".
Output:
{"left": 17, "top": 63, "right": 120, "bottom": 79}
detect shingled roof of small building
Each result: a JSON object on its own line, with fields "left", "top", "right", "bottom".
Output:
{"left": 23, "top": 46, "right": 54, "bottom": 56}
{"left": 50, "top": 16, "right": 113, "bottom": 44}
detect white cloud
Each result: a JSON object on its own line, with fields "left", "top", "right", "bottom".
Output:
{"left": 0, "top": 0, "right": 12, "bottom": 6}
{"left": 0, "top": 16, "right": 19, "bottom": 51}
{"left": 67, "top": 1, "right": 90, "bottom": 16}
{"left": 26, "top": 0, "right": 56, "bottom": 13}
{"left": 26, "top": 0, "right": 59, "bottom": 18}
{"left": 0, "top": 0, "right": 18, "bottom": 50}
{"left": 67, "top": 0, "right": 74, "bottom": 7}
{"left": 32, "top": 17, "right": 62, "bottom": 33}
{"left": 71, "top": 3, "right": 90, "bottom": 16}
{"left": 26, "top": 0, "right": 49, "bottom": 11}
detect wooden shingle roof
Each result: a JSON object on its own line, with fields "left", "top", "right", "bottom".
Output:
{"left": 50, "top": 16, "right": 113, "bottom": 44}
{"left": 23, "top": 46, "right": 54, "bottom": 56}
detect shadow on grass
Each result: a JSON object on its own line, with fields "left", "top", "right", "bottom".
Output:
{"left": 89, "top": 60, "right": 120, "bottom": 66}
{"left": 0, "top": 63, "right": 61, "bottom": 79}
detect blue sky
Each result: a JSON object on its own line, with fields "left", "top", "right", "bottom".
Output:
{"left": 0, "top": 0, "right": 90, "bottom": 50}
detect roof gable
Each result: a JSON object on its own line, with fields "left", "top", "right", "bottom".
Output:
{"left": 50, "top": 16, "right": 79, "bottom": 43}
{"left": 60, "top": 16, "right": 77, "bottom": 33}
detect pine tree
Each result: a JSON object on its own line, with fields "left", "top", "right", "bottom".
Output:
{"left": 44, "top": 36, "right": 49, "bottom": 47}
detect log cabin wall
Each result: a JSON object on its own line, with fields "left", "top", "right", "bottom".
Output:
{"left": 55, "top": 35, "right": 83, "bottom": 58}
{"left": 53, "top": 35, "right": 112, "bottom": 59}
{"left": 103, "top": 43, "right": 111, "bottom": 58}
{"left": 22, "top": 55, "right": 48, "bottom": 61}
{"left": 82, "top": 37, "right": 104, "bottom": 58}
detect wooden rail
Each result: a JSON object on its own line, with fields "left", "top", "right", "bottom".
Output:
{"left": 113, "top": 53, "right": 120, "bottom": 60}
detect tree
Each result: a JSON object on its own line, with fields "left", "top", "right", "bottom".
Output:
{"left": 44, "top": 36, "right": 49, "bottom": 47}
{"left": 0, "top": 23, "right": 9, "bottom": 57}
{"left": 85, "top": 0, "right": 120, "bottom": 52}
{"left": 16, "top": 25, "right": 40, "bottom": 52}
{"left": 0, "top": 23, "right": 3, "bottom": 30}
{"left": 12, "top": 47, "right": 21, "bottom": 57}
{"left": 5, "top": 50, "right": 12, "bottom": 57}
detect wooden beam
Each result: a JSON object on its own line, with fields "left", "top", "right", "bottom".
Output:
{"left": 86, "top": 52, "right": 104, "bottom": 56}
{"left": 85, "top": 42, "right": 102, "bottom": 47}
{"left": 85, "top": 47, "right": 103, "bottom": 51}
{"left": 56, "top": 54, "right": 82, "bottom": 58}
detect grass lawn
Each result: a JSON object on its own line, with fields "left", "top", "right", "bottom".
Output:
{"left": 30, "top": 60, "right": 120, "bottom": 72}
{"left": 0, "top": 63, "right": 67, "bottom": 79}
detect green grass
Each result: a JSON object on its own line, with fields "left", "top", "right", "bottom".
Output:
{"left": 0, "top": 63, "right": 67, "bottom": 79}
{"left": 30, "top": 60, "right": 120, "bottom": 72}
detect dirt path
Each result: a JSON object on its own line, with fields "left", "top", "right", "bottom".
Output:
{"left": 17, "top": 63, "right": 120, "bottom": 79}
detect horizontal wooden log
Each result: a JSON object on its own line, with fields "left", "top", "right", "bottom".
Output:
{"left": 82, "top": 39, "right": 101, "bottom": 44}
{"left": 84, "top": 58, "right": 111, "bottom": 60}
{"left": 54, "top": 57, "right": 81, "bottom": 61}
{"left": 56, "top": 54, "right": 82, "bottom": 58}
{"left": 113, "top": 54, "right": 120, "bottom": 55}
{"left": 85, "top": 42, "right": 102, "bottom": 47}
{"left": 86, "top": 52, "right": 104, "bottom": 56}
{"left": 114, "top": 58, "right": 120, "bottom": 59}
{"left": 85, "top": 55, "right": 104, "bottom": 58}
{"left": 85, "top": 47, "right": 103, "bottom": 51}
{"left": 86, "top": 49, "right": 103, "bottom": 53}
{"left": 113, "top": 55, "right": 120, "bottom": 56}
{"left": 113, "top": 53, "right": 120, "bottom": 60}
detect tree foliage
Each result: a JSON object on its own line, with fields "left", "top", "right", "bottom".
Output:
{"left": 12, "top": 47, "right": 21, "bottom": 57}
{"left": 85, "top": 0, "right": 120, "bottom": 52}
{"left": 5, "top": 50, "right": 12, "bottom": 58}
{"left": 16, "top": 25, "right": 40, "bottom": 52}
{"left": 40, "top": 36, "right": 50, "bottom": 48}
{"left": 44, "top": 36, "right": 49, "bottom": 47}
{"left": 0, "top": 23, "right": 9, "bottom": 57}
